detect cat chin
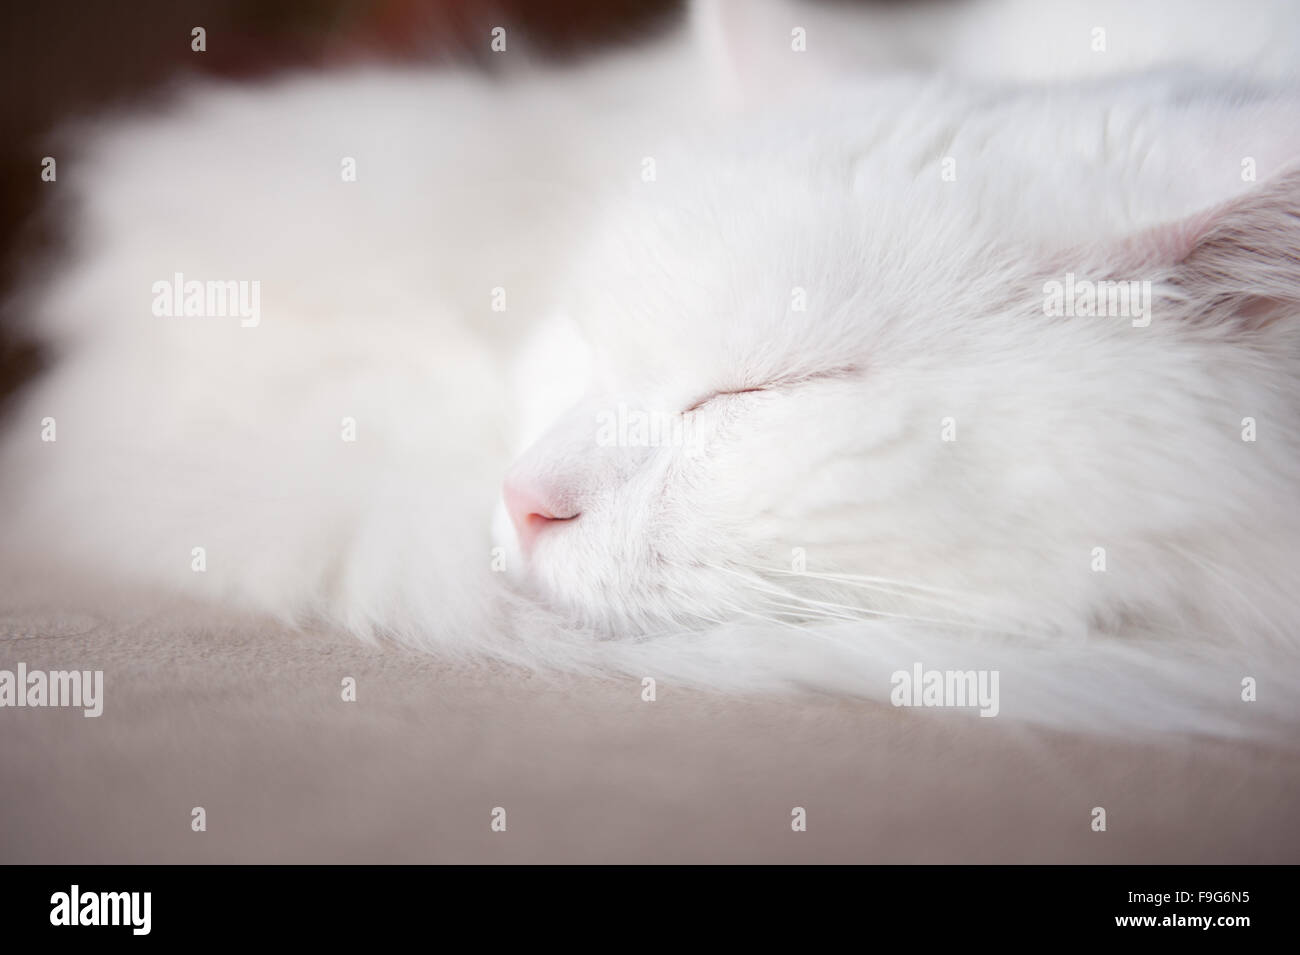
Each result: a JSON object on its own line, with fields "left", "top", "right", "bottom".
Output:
{"left": 503, "top": 528, "right": 741, "bottom": 636}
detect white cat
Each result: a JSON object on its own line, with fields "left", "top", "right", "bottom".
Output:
{"left": 3, "top": 1, "right": 1298, "bottom": 737}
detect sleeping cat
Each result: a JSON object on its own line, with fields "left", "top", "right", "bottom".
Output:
{"left": 2, "top": 0, "right": 1298, "bottom": 736}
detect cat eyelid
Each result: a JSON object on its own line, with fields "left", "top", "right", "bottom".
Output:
{"left": 682, "top": 386, "right": 768, "bottom": 414}
{"left": 682, "top": 365, "right": 860, "bottom": 414}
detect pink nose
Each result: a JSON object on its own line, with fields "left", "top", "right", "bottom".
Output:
{"left": 503, "top": 478, "right": 579, "bottom": 553}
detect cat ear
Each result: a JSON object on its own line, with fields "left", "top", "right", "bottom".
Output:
{"left": 1122, "top": 163, "right": 1300, "bottom": 329}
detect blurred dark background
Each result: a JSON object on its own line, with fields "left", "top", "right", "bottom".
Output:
{"left": 0, "top": 0, "right": 683, "bottom": 406}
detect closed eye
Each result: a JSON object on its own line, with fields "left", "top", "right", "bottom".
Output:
{"left": 682, "top": 386, "right": 768, "bottom": 414}
{"left": 681, "top": 365, "right": 861, "bottom": 414}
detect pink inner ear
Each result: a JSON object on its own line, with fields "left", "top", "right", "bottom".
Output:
{"left": 1115, "top": 207, "right": 1219, "bottom": 270}
{"left": 1115, "top": 160, "right": 1300, "bottom": 273}
{"left": 1101, "top": 162, "right": 1300, "bottom": 329}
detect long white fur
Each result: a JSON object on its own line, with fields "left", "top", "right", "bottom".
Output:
{"left": 2, "top": 1, "right": 1298, "bottom": 740}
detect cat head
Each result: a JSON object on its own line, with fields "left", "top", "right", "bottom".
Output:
{"left": 501, "top": 93, "right": 1300, "bottom": 640}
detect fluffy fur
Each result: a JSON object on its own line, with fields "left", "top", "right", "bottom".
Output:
{"left": 3, "top": 1, "right": 1299, "bottom": 739}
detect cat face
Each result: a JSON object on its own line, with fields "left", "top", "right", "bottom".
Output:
{"left": 502, "top": 120, "right": 1300, "bottom": 640}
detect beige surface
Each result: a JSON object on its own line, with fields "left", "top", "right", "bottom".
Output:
{"left": 1, "top": 592, "right": 1297, "bottom": 864}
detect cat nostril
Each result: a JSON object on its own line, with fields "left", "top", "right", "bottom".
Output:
{"left": 503, "top": 479, "right": 579, "bottom": 552}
